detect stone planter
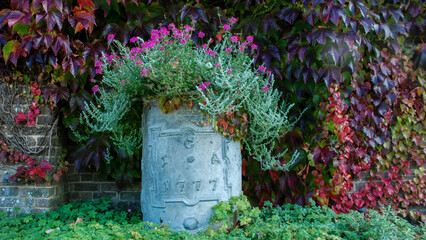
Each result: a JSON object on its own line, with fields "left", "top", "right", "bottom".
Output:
{"left": 141, "top": 99, "right": 242, "bottom": 232}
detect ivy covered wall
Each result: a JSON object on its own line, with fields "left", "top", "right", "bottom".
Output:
{"left": 0, "top": 0, "right": 424, "bottom": 221}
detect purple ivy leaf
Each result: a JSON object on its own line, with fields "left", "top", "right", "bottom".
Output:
{"left": 382, "top": 78, "right": 396, "bottom": 91}
{"left": 180, "top": 5, "right": 208, "bottom": 23}
{"left": 363, "top": 126, "right": 375, "bottom": 139}
{"left": 312, "top": 28, "right": 336, "bottom": 45}
{"left": 7, "top": 10, "right": 25, "bottom": 27}
{"left": 321, "top": 45, "right": 339, "bottom": 64}
{"left": 287, "top": 42, "right": 299, "bottom": 63}
{"left": 319, "top": 66, "right": 341, "bottom": 87}
{"left": 407, "top": 3, "right": 420, "bottom": 18}
{"left": 298, "top": 45, "right": 308, "bottom": 62}
{"left": 349, "top": 0, "right": 367, "bottom": 17}
{"left": 378, "top": 102, "right": 389, "bottom": 116}
{"left": 303, "top": 11, "right": 316, "bottom": 26}
{"left": 44, "top": 84, "right": 70, "bottom": 104}
{"left": 277, "top": 7, "right": 300, "bottom": 25}
{"left": 328, "top": 5, "right": 344, "bottom": 26}
{"left": 386, "top": 92, "right": 397, "bottom": 105}
{"left": 262, "top": 13, "right": 279, "bottom": 34}
{"left": 241, "top": 19, "right": 259, "bottom": 36}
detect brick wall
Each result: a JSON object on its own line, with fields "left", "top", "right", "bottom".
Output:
{"left": 0, "top": 181, "right": 65, "bottom": 214}
{"left": 65, "top": 166, "right": 141, "bottom": 210}
{"left": 0, "top": 80, "right": 65, "bottom": 213}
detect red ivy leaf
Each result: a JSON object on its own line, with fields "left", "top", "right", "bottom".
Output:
{"left": 269, "top": 170, "right": 279, "bottom": 182}
{"left": 52, "top": 172, "right": 62, "bottom": 182}
{"left": 39, "top": 160, "right": 53, "bottom": 171}
{"left": 9, "top": 166, "right": 25, "bottom": 182}
{"left": 77, "top": 0, "right": 95, "bottom": 9}
{"left": 14, "top": 112, "right": 27, "bottom": 123}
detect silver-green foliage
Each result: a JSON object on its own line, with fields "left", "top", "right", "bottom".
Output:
{"left": 82, "top": 25, "right": 302, "bottom": 170}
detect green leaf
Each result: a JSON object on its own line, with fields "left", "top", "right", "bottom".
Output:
{"left": 2, "top": 40, "right": 17, "bottom": 63}
{"left": 12, "top": 23, "right": 30, "bottom": 35}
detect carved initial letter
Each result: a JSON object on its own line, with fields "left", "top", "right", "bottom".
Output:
{"left": 211, "top": 153, "right": 220, "bottom": 165}
{"left": 184, "top": 137, "right": 195, "bottom": 149}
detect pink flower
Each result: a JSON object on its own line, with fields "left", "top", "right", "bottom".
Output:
{"left": 198, "top": 32, "right": 205, "bottom": 38}
{"left": 239, "top": 46, "right": 245, "bottom": 52}
{"left": 263, "top": 85, "right": 269, "bottom": 92}
{"left": 168, "top": 23, "right": 176, "bottom": 29}
{"left": 95, "top": 68, "right": 103, "bottom": 74}
{"left": 227, "top": 68, "right": 233, "bottom": 73}
{"left": 224, "top": 24, "right": 231, "bottom": 31}
{"left": 215, "top": 63, "right": 221, "bottom": 68}
{"left": 259, "top": 66, "right": 266, "bottom": 72}
{"left": 94, "top": 60, "right": 102, "bottom": 67}
{"left": 230, "top": 36, "right": 238, "bottom": 42}
{"left": 230, "top": 17, "right": 237, "bottom": 24}
{"left": 107, "top": 34, "right": 115, "bottom": 40}
{"left": 183, "top": 25, "right": 194, "bottom": 32}
{"left": 159, "top": 46, "right": 165, "bottom": 51}
{"left": 202, "top": 44, "right": 208, "bottom": 48}
{"left": 140, "top": 69, "right": 149, "bottom": 76}
{"left": 198, "top": 82, "right": 211, "bottom": 91}
{"left": 180, "top": 39, "right": 188, "bottom": 44}
{"left": 225, "top": 47, "right": 232, "bottom": 53}
{"left": 251, "top": 44, "right": 257, "bottom": 50}
{"left": 205, "top": 49, "right": 216, "bottom": 56}
{"left": 246, "top": 36, "right": 254, "bottom": 43}
{"left": 130, "top": 37, "right": 138, "bottom": 43}
{"left": 159, "top": 27, "right": 168, "bottom": 35}
{"left": 198, "top": 84, "right": 206, "bottom": 91}
{"left": 92, "top": 85, "right": 99, "bottom": 93}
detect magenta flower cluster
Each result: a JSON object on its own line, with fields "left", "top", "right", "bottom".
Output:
{"left": 198, "top": 82, "right": 211, "bottom": 91}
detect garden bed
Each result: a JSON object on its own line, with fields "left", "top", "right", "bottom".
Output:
{"left": 0, "top": 197, "right": 424, "bottom": 240}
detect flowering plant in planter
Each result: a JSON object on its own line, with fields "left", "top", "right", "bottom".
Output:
{"left": 81, "top": 20, "right": 303, "bottom": 171}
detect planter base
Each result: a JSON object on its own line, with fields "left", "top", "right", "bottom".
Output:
{"left": 141, "top": 101, "right": 242, "bottom": 232}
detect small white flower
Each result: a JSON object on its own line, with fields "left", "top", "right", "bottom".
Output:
{"left": 205, "top": 62, "right": 213, "bottom": 68}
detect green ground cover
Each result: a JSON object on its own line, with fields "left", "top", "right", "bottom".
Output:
{"left": 0, "top": 197, "right": 424, "bottom": 240}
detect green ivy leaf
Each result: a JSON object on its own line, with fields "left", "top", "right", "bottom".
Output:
{"left": 2, "top": 40, "right": 17, "bottom": 63}
{"left": 12, "top": 22, "right": 30, "bottom": 35}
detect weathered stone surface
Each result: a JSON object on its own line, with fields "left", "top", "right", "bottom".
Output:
{"left": 0, "top": 197, "right": 25, "bottom": 208}
{"left": 0, "top": 187, "right": 19, "bottom": 197}
{"left": 20, "top": 187, "right": 54, "bottom": 198}
{"left": 141, "top": 100, "right": 242, "bottom": 233}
